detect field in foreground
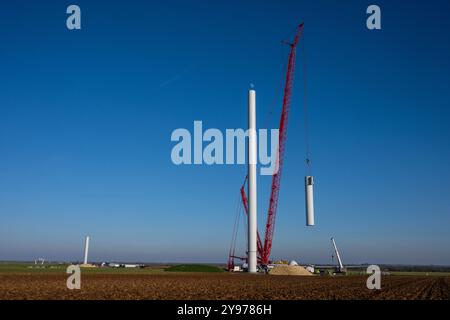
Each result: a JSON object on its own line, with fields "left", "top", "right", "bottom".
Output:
{"left": 0, "top": 273, "right": 449, "bottom": 300}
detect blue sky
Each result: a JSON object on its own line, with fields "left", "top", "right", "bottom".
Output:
{"left": 0, "top": 0, "right": 449, "bottom": 265}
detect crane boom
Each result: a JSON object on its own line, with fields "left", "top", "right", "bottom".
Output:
{"left": 261, "top": 23, "right": 304, "bottom": 264}
{"left": 331, "top": 237, "right": 344, "bottom": 270}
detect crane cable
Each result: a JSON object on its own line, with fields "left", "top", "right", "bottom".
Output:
{"left": 229, "top": 189, "right": 243, "bottom": 261}
{"left": 300, "top": 33, "right": 312, "bottom": 175}
{"left": 262, "top": 43, "right": 288, "bottom": 132}
{"left": 263, "top": 30, "right": 312, "bottom": 176}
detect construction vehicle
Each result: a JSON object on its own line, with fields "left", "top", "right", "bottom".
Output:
{"left": 331, "top": 237, "right": 347, "bottom": 275}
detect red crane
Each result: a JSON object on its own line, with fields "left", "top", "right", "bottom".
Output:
{"left": 228, "top": 23, "right": 304, "bottom": 270}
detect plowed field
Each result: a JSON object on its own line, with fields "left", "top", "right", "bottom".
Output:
{"left": 1, "top": 273, "right": 449, "bottom": 300}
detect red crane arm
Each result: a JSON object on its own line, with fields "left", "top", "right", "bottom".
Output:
{"left": 240, "top": 179, "right": 263, "bottom": 259}
{"left": 261, "top": 23, "right": 304, "bottom": 264}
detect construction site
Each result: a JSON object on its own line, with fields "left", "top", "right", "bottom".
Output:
{"left": 1, "top": 21, "right": 450, "bottom": 301}
{"left": 224, "top": 23, "right": 322, "bottom": 278}
{"left": 2, "top": 0, "right": 450, "bottom": 304}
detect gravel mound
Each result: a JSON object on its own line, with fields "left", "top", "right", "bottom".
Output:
{"left": 269, "top": 265, "right": 314, "bottom": 276}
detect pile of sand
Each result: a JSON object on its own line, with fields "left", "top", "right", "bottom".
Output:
{"left": 269, "top": 265, "right": 313, "bottom": 276}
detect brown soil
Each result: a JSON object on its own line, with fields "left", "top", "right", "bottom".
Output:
{"left": 0, "top": 273, "right": 449, "bottom": 300}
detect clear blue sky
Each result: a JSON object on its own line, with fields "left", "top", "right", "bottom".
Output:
{"left": 0, "top": 0, "right": 449, "bottom": 265}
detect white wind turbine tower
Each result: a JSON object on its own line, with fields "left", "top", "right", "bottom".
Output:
{"left": 83, "top": 236, "right": 90, "bottom": 265}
